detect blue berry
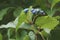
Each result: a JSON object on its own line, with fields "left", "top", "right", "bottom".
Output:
{"left": 31, "top": 9, "right": 37, "bottom": 14}
{"left": 35, "top": 8, "right": 40, "bottom": 12}
{"left": 23, "top": 8, "right": 45, "bottom": 15}
{"left": 24, "top": 8, "right": 28, "bottom": 13}
{"left": 35, "top": 8, "right": 41, "bottom": 14}
{"left": 40, "top": 10, "right": 45, "bottom": 15}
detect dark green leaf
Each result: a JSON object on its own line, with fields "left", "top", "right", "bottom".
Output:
{"left": 13, "top": 7, "right": 23, "bottom": 17}
{"left": 35, "top": 0, "right": 47, "bottom": 10}
{"left": 46, "top": 9, "right": 55, "bottom": 16}
{"left": 0, "top": 8, "right": 10, "bottom": 20}
{"left": 28, "top": 31, "right": 36, "bottom": 40}
{"left": 19, "top": 30, "right": 27, "bottom": 40}
{"left": 51, "top": 0, "right": 60, "bottom": 10}
{"left": 23, "top": 35, "right": 30, "bottom": 40}
{"left": 48, "top": 26, "right": 60, "bottom": 40}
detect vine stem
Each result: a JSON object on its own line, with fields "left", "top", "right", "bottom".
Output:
{"left": 36, "top": 35, "right": 37, "bottom": 40}
{"left": 39, "top": 32, "right": 45, "bottom": 40}
{"left": 15, "top": 30, "right": 18, "bottom": 40}
{"left": 7, "top": 29, "right": 10, "bottom": 40}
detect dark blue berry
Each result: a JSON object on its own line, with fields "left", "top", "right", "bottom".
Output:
{"left": 40, "top": 10, "right": 45, "bottom": 15}
{"left": 31, "top": 9, "right": 37, "bottom": 14}
{"left": 24, "top": 8, "right": 28, "bottom": 13}
{"left": 35, "top": 8, "right": 40, "bottom": 12}
{"left": 35, "top": 8, "right": 41, "bottom": 14}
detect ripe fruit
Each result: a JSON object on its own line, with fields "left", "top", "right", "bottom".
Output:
{"left": 23, "top": 8, "right": 45, "bottom": 15}
{"left": 39, "top": 10, "right": 45, "bottom": 15}
{"left": 31, "top": 9, "right": 37, "bottom": 14}
{"left": 24, "top": 8, "right": 28, "bottom": 13}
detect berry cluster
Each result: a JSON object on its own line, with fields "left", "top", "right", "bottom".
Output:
{"left": 24, "top": 8, "right": 45, "bottom": 15}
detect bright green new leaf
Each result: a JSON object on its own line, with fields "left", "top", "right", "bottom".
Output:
{"left": 16, "top": 11, "right": 27, "bottom": 31}
{"left": 54, "top": 16, "right": 60, "bottom": 20}
{"left": 54, "top": 16, "right": 60, "bottom": 25}
{"left": 27, "top": 6, "right": 33, "bottom": 23}
{"left": 35, "top": 16, "right": 59, "bottom": 30}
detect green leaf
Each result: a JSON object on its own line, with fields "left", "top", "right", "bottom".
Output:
{"left": 0, "top": 7, "right": 10, "bottom": 20}
{"left": 51, "top": 0, "right": 60, "bottom": 10}
{"left": 41, "top": 31, "right": 49, "bottom": 38}
{"left": 20, "top": 22, "right": 38, "bottom": 32}
{"left": 27, "top": 6, "right": 33, "bottom": 23}
{"left": 48, "top": 26, "right": 60, "bottom": 40}
{"left": 54, "top": 16, "right": 60, "bottom": 25}
{"left": 54, "top": 16, "right": 60, "bottom": 20}
{"left": 41, "top": 28, "right": 51, "bottom": 38}
{"left": 35, "top": 16, "right": 59, "bottom": 30}
{"left": 0, "top": 33, "right": 2, "bottom": 40}
{"left": 7, "top": 28, "right": 15, "bottom": 39}
{"left": 23, "top": 35, "right": 30, "bottom": 40}
{"left": 18, "top": 30, "right": 27, "bottom": 40}
{"left": 46, "top": 9, "right": 56, "bottom": 16}
{"left": 20, "top": 22, "right": 32, "bottom": 30}
{"left": 46, "top": 8, "right": 60, "bottom": 16}
{"left": 28, "top": 31, "right": 36, "bottom": 40}
{"left": 16, "top": 11, "right": 27, "bottom": 31}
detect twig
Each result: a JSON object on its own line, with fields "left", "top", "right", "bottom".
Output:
{"left": 39, "top": 32, "right": 45, "bottom": 40}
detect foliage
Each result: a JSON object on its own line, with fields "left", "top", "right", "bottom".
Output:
{"left": 0, "top": 0, "right": 60, "bottom": 40}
